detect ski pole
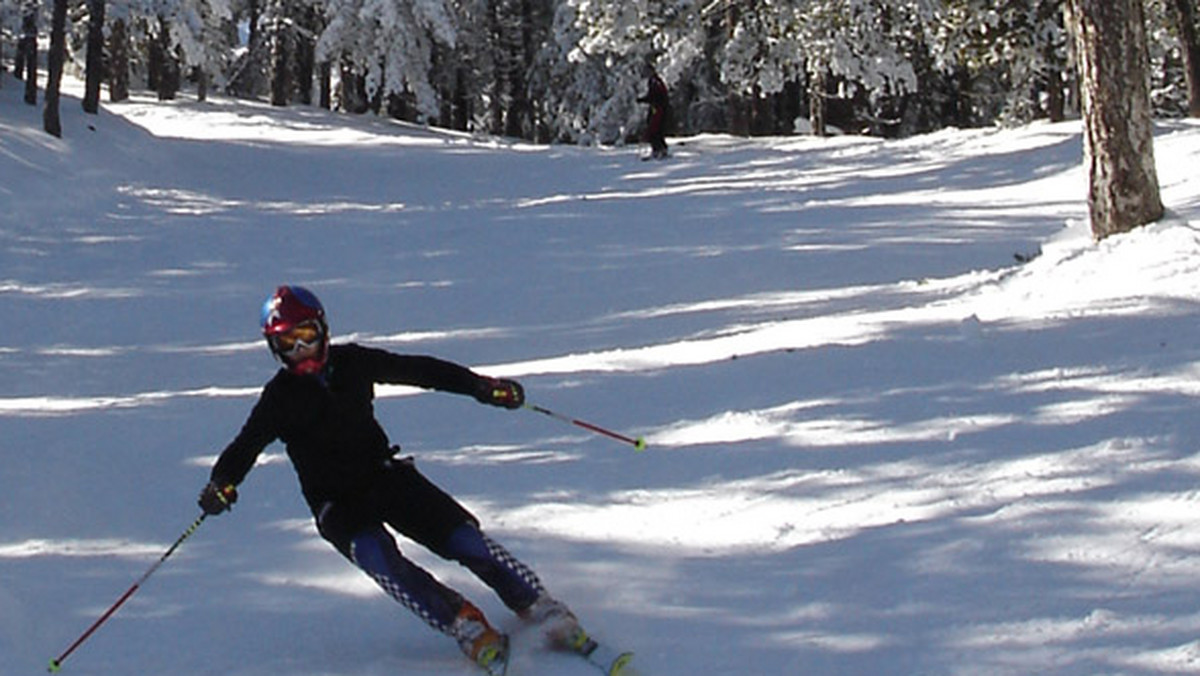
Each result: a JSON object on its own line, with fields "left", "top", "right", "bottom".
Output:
{"left": 524, "top": 403, "right": 647, "bottom": 451}
{"left": 48, "top": 513, "right": 208, "bottom": 673}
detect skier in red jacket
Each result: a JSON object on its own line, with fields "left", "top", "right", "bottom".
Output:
{"left": 199, "top": 285, "right": 580, "bottom": 675}
{"left": 638, "top": 64, "right": 671, "bottom": 160}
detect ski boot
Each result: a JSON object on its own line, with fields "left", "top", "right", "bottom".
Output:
{"left": 452, "top": 601, "right": 510, "bottom": 675}
{"left": 521, "top": 594, "right": 589, "bottom": 652}
{"left": 522, "top": 596, "right": 638, "bottom": 675}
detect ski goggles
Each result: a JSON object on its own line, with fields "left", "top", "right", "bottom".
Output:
{"left": 269, "top": 320, "right": 324, "bottom": 356}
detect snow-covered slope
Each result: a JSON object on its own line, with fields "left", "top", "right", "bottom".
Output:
{"left": 4, "top": 75, "right": 1200, "bottom": 675}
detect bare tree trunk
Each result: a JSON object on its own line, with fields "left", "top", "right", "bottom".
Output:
{"left": 1173, "top": 0, "right": 1200, "bottom": 117}
{"left": 1069, "top": 0, "right": 1164, "bottom": 240}
{"left": 43, "top": 0, "right": 68, "bottom": 137}
{"left": 83, "top": 0, "right": 106, "bottom": 114}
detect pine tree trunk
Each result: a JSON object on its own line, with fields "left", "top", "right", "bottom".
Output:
{"left": 43, "top": 0, "right": 68, "bottom": 137}
{"left": 196, "top": 68, "right": 209, "bottom": 102}
{"left": 18, "top": 6, "right": 37, "bottom": 105}
{"left": 271, "top": 16, "right": 293, "bottom": 106}
{"left": 82, "top": 0, "right": 106, "bottom": 114}
{"left": 295, "top": 12, "right": 317, "bottom": 106}
{"left": 447, "top": 66, "right": 470, "bottom": 131}
{"left": 1069, "top": 0, "right": 1164, "bottom": 240}
{"left": 339, "top": 61, "right": 368, "bottom": 113}
{"left": 1041, "top": 5, "right": 1067, "bottom": 123}
{"left": 1044, "top": 63, "right": 1065, "bottom": 122}
{"left": 248, "top": 0, "right": 261, "bottom": 56}
{"left": 808, "top": 68, "right": 827, "bottom": 137}
{"left": 487, "top": 0, "right": 504, "bottom": 135}
{"left": 294, "top": 7, "right": 319, "bottom": 106}
{"left": 109, "top": 18, "right": 129, "bottom": 102}
{"left": 156, "top": 18, "right": 180, "bottom": 101}
{"left": 318, "top": 61, "right": 332, "bottom": 109}
{"left": 1173, "top": 0, "right": 1200, "bottom": 117}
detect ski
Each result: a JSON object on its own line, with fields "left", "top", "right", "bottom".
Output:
{"left": 575, "top": 636, "right": 638, "bottom": 676}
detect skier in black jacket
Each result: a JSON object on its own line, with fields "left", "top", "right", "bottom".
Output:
{"left": 199, "top": 285, "right": 580, "bottom": 675}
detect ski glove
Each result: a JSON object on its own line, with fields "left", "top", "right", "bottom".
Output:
{"left": 199, "top": 481, "right": 238, "bottom": 515}
{"left": 475, "top": 377, "right": 525, "bottom": 409}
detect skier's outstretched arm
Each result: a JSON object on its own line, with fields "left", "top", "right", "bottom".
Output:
{"left": 200, "top": 388, "right": 279, "bottom": 515}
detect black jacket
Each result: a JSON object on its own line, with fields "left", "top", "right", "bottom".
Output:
{"left": 210, "top": 343, "right": 484, "bottom": 510}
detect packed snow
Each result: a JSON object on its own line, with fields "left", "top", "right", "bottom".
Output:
{"left": 4, "top": 75, "right": 1200, "bottom": 676}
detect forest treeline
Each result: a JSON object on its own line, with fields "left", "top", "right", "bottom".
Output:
{"left": 3, "top": 0, "right": 1199, "bottom": 143}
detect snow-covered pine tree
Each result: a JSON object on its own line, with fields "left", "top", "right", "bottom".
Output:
{"left": 1145, "top": 0, "right": 1200, "bottom": 117}
{"left": 938, "top": 0, "right": 1072, "bottom": 125}
{"left": 537, "top": 0, "right": 702, "bottom": 144}
{"left": 11, "top": 0, "right": 1200, "bottom": 141}
{"left": 720, "top": 1, "right": 937, "bottom": 136}
{"left": 316, "top": 0, "right": 457, "bottom": 119}
{"left": 173, "top": 0, "right": 233, "bottom": 100}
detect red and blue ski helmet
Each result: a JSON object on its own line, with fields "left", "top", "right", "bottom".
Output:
{"left": 261, "top": 285, "right": 329, "bottom": 374}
